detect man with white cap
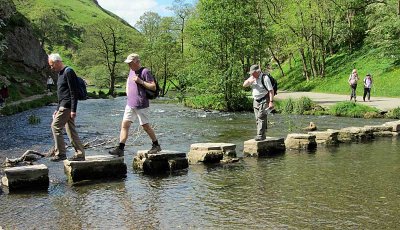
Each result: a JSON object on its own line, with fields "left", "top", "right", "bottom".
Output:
{"left": 243, "top": 64, "right": 275, "bottom": 141}
{"left": 109, "top": 53, "right": 161, "bottom": 156}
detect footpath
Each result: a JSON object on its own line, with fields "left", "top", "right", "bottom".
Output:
{"left": 276, "top": 91, "right": 400, "bottom": 111}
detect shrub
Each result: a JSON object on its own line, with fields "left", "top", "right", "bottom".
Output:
{"left": 329, "top": 101, "right": 379, "bottom": 118}
{"left": 294, "top": 96, "right": 314, "bottom": 115}
{"left": 385, "top": 107, "right": 400, "bottom": 119}
{"left": 28, "top": 114, "right": 41, "bottom": 124}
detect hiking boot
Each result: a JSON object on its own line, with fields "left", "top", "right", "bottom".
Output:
{"left": 68, "top": 155, "right": 85, "bottom": 161}
{"left": 254, "top": 136, "right": 266, "bottom": 141}
{"left": 109, "top": 147, "right": 124, "bottom": 157}
{"left": 148, "top": 144, "right": 161, "bottom": 154}
{"left": 50, "top": 154, "right": 67, "bottom": 162}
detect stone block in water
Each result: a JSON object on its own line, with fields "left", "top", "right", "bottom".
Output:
{"left": 383, "top": 121, "right": 400, "bottom": 132}
{"left": 373, "top": 131, "right": 399, "bottom": 137}
{"left": 364, "top": 125, "right": 394, "bottom": 133}
{"left": 133, "top": 150, "right": 188, "bottom": 174}
{"left": 332, "top": 127, "right": 373, "bottom": 143}
{"left": 1, "top": 164, "right": 49, "bottom": 191}
{"left": 308, "top": 131, "right": 339, "bottom": 145}
{"left": 64, "top": 155, "right": 127, "bottom": 183}
{"left": 187, "top": 143, "right": 236, "bottom": 164}
{"left": 284, "top": 133, "right": 317, "bottom": 150}
{"left": 243, "top": 137, "right": 285, "bottom": 157}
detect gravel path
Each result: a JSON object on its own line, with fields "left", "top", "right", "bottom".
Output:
{"left": 276, "top": 91, "right": 400, "bottom": 111}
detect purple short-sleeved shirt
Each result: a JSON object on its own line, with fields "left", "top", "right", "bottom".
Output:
{"left": 126, "top": 68, "right": 155, "bottom": 109}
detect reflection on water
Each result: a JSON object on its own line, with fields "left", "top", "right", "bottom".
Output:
{"left": 1, "top": 97, "right": 400, "bottom": 229}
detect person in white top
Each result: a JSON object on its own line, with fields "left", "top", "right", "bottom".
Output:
{"left": 47, "top": 76, "right": 54, "bottom": 92}
{"left": 363, "top": 73, "right": 373, "bottom": 101}
{"left": 243, "top": 64, "right": 275, "bottom": 141}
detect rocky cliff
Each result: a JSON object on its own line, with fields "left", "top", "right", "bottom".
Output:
{"left": 1, "top": 0, "right": 48, "bottom": 79}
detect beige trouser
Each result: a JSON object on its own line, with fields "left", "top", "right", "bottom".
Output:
{"left": 51, "top": 107, "right": 85, "bottom": 157}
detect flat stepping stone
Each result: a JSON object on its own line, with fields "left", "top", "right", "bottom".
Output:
{"left": 243, "top": 137, "right": 285, "bottom": 157}
{"left": 383, "top": 121, "right": 400, "bottom": 132}
{"left": 285, "top": 133, "right": 317, "bottom": 150}
{"left": 64, "top": 155, "right": 127, "bottom": 183}
{"left": 188, "top": 143, "right": 236, "bottom": 164}
{"left": 133, "top": 150, "right": 188, "bottom": 174}
{"left": 2, "top": 164, "right": 49, "bottom": 191}
{"left": 308, "top": 131, "right": 339, "bottom": 145}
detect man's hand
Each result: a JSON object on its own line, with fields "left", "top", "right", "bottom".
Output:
{"left": 243, "top": 76, "right": 256, "bottom": 87}
{"left": 71, "top": 112, "right": 76, "bottom": 119}
{"left": 132, "top": 75, "right": 144, "bottom": 85}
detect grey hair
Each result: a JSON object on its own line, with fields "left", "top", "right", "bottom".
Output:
{"left": 48, "top": 53, "right": 62, "bottom": 62}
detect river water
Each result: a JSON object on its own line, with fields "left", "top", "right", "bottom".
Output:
{"left": 1, "top": 97, "right": 400, "bottom": 229}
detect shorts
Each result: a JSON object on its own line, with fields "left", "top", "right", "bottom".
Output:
{"left": 122, "top": 105, "right": 150, "bottom": 125}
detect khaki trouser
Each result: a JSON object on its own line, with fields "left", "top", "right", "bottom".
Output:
{"left": 253, "top": 98, "right": 268, "bottom": 139}
{"left": 51, "top": 107, "right": 85, "bottom": 157}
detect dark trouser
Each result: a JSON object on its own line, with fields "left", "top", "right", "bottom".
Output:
{"left": 350, "top": 84, "right": 357, "bottom": 101}
{"left": 253, "top": 99, "right": 268, "bottom": 139}
{"left": 47, "top": 84, "right": 52, "bottom": 92}
{"left": 363, "top": 88, "right": 371, "bottom": 101}
{"left": 51, "top": 107, "right": 85, "bottom": 157}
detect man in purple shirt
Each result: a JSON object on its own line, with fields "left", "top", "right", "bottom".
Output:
{"left": 109, "top": 53, "right": 161, "bottom": 156}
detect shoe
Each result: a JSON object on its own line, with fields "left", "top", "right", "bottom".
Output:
{"left": 50, "top": 155, "right": 67, "bottom": 162}
{"left": 68, "top": 155, "right": 85, "bottom": 161}
{"left": 109, "top": 147, "right": 124, "bottom": 157}
{"left": 148, "top": 144, "right": 161, "bottom": 154}
{"left": 254, "top": 136, "right": 266, "bottom": 141}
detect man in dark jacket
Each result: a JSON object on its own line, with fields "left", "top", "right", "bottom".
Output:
{"left": 48, "top": 53, "right": 85, "bottom": 162}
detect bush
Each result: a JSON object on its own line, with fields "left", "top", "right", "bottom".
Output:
{"left": 279, "top": 98, "right": 295, "bottom": 114}
{"left": 385, "top": 107, "right": 400, "bottom": 119}
{"left": 329, "top": 101, "right": 379, "bottom": 118}
{"left": 294, "top": 96, "right": 314, "bottom": 115}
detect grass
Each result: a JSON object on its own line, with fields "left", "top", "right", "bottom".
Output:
{"left": 275, "top": 47, "right": 400, "bottom": 97}
{"left": 0, "top": 94, "right": 56, "bottom": 116}
{"left": 329, "top": 101, "right": 380, "bottom": 118}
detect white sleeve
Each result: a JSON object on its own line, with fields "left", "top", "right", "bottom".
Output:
{"left": 263, "top": 75, "right": 274, "bottom": 91}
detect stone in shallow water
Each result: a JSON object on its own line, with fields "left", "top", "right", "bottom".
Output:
{"left": 383, "top": 121, "right": 400, "bottom": 132}
{"left": 308, "top": 131, "right": 339, "bottom": 146}
{"left": 133, "top": 150, "right": 188, "bottom": 174}
{"left": 187, "top": 143, "right": 236, "bottom": 164}
{"left": 243, "top": 137, "right": 285, "bottom": 157}
{"left": 1, "top": 164, "right": 49, "bottom": 191}
{"left": 63, "top": 155, "right": 127, "bottom": 183}
{"left": 284, "top": 133, "right": 317, "bottom": 150}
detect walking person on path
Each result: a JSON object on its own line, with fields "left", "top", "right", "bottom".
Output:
{"left": 109, "top": 53, "right": 161, "bottom": 156}
{"left": 348, "top": 69, "right": 359, "bottom": 102}
{"left": 243, "top": 64, "right": 275, "bottom": 141}
{"left": 363, "top": 73, "right": 373, "bottom": 102}
{"left": 48, "top": 53, "right": 85, "bottom": 162}
{"left": 47, "top": 76, "right": 54, "bottom": 92}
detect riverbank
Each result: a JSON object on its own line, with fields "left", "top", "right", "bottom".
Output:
{"left": 276, "top": 91, "right": 400, "bottom": 111}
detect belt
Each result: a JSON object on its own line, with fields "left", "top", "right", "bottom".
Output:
{"left": 255, "top": 96, "right": 267, "bottom": 103}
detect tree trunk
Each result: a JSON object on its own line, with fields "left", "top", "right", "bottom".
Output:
{"left": 268, "top": 46, "right": 284, "bottom": 77}
{"left": 299, "top": 48, "right": 309, "bottom": 81}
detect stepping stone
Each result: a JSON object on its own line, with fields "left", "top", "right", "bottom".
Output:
{"left": 187, "top": 143, "right": 236, "bottom": 164}
{"left": 1, "top": 164, "right": 49, "bottom": 191}
{"left": 383, "top": 121, "right": 400, "bottom": 132}
{"left": 64, "top": 155, "right": 127, "bottom": 183}
{"left": 308, "top": 131, "right": 339, "bottom": 145}
{"left": 285, "top": 133, "right": 317, "bottom": 150}
{"left": 243, "top": 137, "right": 285, "bottom": 157}
{"left": 133, "top": 150, "right": 188, "bottom": 174}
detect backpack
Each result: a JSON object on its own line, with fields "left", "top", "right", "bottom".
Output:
{"left": 261, "top": 73, "right": 278, "bottom": 95}
{"left": 138, "top": 67, "right": 160, "bottom": 99}
{"left": 65, "top": 67, "right": 87, "bottom": 100}
{"left": 76, "top": 76, "right": 88, "bottom": 100}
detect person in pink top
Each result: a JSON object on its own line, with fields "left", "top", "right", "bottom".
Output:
{"left": 109, "top": 53, "right": 161, "bottom": 156}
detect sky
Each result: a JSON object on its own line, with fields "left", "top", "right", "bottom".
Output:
{"left": 96, "top": 0, "right": 191, "bottom": 27}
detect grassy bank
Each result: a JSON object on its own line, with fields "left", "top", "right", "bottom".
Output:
{"left": 0, "top": 94, "right": 57, "bottom": 116}
{"left": 277, "top": 47, "right": 400, "bottom": 97}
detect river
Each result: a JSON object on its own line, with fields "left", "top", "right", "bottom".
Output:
{"left": 1, "top": 97, "right": 400, "bottom": 229}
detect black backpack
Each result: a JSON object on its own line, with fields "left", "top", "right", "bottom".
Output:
{"left": 137, "top": 67, "right": 160, "bottom": 99}
{"left": 65, "top": 67, "right": 88, "bottom": 100}
{"left": 261, "top": 73, "right": 278, "bottom": 95}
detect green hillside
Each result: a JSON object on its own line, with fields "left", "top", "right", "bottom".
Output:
{"left": 13, "top": 0, "right": 144, "bottom": 89}
{"left": 278, "top": 47, "right": 400, "bottom": 97}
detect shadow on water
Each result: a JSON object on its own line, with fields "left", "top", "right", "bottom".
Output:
{"left": 1, "top": 97, "right": 400, "bottom": 228}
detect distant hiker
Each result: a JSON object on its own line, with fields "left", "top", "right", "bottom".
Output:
{"left": 48, "top": 53, "right": 85, "bottom": 162}
{"left": 363, "top": 73, "right": 373, "bottom": 102}
{"left": 108, "top": 53, "right": 161, "bottom": 157}
{"left": 243, "top": 64, "right": 275, "bottom": 141}
{"left": 0, "top": 85, "right": 9, "bottom": 105}
{"left": 348, "top": 69, "right": 359, "bottom": 102}
{"left": 47, "top": 76, "right": 54, "bottom": 92}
